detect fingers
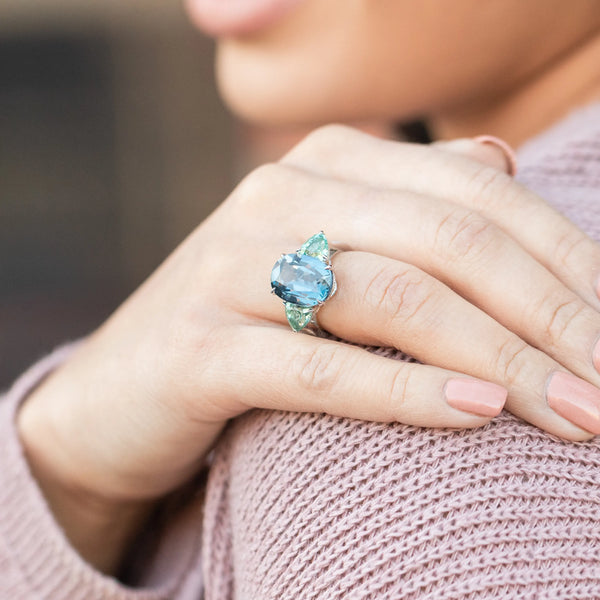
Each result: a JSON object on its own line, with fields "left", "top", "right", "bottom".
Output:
{"left": 316, "top": 251, "right": 600, "bottom": 441}
{"left": 219, "top": 324, "right": 506, "bottom": 429}
{"left": 237, "top": 165, "right": 600, "bottom": 401}
{"left": 280, "top": 125, "right": 600, "bottom": 308}
{"left": 227, "top": 163, "right": 600, "bottom": 438}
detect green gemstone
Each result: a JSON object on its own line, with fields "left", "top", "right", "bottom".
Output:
{"left": 285, "top": 302, "right": 313, "bottom": 332}
{"left": 299, "top": 232, "right": 329, "bottom": 262}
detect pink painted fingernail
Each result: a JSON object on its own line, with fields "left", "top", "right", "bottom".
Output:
{"left": 474, "top": 135, "right": 518, "bottom": 176}
{"left": 445, "top": 378, "right": 507, "bottom": 417}
{"left": 547, "top": 372, "right": 600, "bottom": 434}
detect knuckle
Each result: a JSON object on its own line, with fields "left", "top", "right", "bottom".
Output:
{"left": 299, "top": 123, "right": 358, "bottom": 151}
{"left": 230, "top": 162, "right": 283, "bottom": 210}
{"left": 491, "top": 337, "right": 530, "bottom": 386}
{"left": 295, "top": 343, "right": 344, "bottom": 394}
{"left": 536, "top": 295, "right": 586, "bottom": 348}
{"left": 283, "top": 122, "right": 374, "bottom": 177}
{"left": 466, "top": 163, "right": 513, "bottom": 204}
{"left": 386, "top": 364, "right": 411, "bottom": 420}
{"left": 168, "top": 302, "right": 218, "bottom": 362}
{"left": 434, "top": 209, "right": 500, "bottom": 263}
{"left": 163, "top": 314, "right": 221, "bottom": 402}
{"left": 553, "top": 229, "right": 588, "bottom": 270}
{"left": 363, "top": 265, "right": 434, "bottom": 327}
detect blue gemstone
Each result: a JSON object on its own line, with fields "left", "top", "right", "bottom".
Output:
{"left": 271, "top": 253, "right": 333, "bottom": 307}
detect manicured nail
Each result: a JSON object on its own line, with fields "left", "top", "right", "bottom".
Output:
{"left": 474, "top": 135, "right": 518, "bottom": 176}
{"left": 445, "top": 378, "right": 507, "bottom": 417}
{"left": 546, "top": 371, "right": 600, "bottom": 434}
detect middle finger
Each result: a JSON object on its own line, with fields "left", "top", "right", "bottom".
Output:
{"left": 282, "top": 125, "right": 600, "bottom": 309}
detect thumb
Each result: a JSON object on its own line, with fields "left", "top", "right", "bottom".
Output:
{"left": 433, "top": 135, "right": 518, "bottom": 176}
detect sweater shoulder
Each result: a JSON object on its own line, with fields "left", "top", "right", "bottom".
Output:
{"left": 516, "top": 101, "right": 600, "bottom": 241}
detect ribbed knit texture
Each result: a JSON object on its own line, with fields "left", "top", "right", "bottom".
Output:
{"left": 0, "top": 101, "right": 599, "bottom": 599}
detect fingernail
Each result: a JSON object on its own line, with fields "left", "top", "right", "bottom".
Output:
{"left": 546, "top": 371, "right": 600, "bottom": 434}
{"left": 445, "top": 378, "right": 507, "bottom": 417}
{"left": 474, "top": 135, "right": 518, "bottom": 177}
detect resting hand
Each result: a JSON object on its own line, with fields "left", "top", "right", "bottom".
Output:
{"left": 18, "top": 126, "right": 600, "bottom": 572}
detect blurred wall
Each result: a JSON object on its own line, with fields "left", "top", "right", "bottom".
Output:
{"left": 0, "top": 1, "right": 236, "bottom": 386}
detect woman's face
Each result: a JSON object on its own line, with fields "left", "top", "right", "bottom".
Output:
{"left": 186, "top": 0, "right": 600, "bottom": 128}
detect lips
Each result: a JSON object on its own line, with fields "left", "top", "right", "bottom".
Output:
{"left": 185, "top": 0, "right": 306, "bottom": 37}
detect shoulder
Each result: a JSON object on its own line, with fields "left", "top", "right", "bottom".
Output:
{"left": 516, "top": 101, "right": 600, "bottom": 242}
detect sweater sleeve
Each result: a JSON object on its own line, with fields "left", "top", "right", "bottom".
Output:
{"left": 0, "top": 341, "right": 205, "bottom": 600}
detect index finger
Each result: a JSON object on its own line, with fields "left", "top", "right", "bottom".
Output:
{"left": 281, "top": 125, "right": 600, "bottom": 309}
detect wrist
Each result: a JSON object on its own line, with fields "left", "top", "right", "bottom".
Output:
{"left": 27, "top": 451, "right": 154, "bottom": 575}
{"left": 17, "top": 354, "right": 154, "bottom": 574}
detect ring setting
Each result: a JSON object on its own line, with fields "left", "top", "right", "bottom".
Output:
{"left": 270, "top": 232, "right": 338, "bottom": 332}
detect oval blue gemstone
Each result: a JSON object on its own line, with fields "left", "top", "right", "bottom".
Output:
{"left": 271, "top": 253, "right": 333, "bottom": 307}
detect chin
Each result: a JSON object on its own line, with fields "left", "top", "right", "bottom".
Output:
{"left": 215, "top": 41, "right": 389, "bottom": 127}
{"left": 215, "top": 61, "right": 305, "bottom": 126}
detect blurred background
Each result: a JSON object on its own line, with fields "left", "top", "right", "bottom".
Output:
{"left": 0, "top": 0, "right": 302, "bottom": 387}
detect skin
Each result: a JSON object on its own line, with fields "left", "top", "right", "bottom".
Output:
{"left": 210, "top": 0, "right": 600, "bottom": 145}
{"left": 17, "top": 0, "right": 600, "bottom": 577}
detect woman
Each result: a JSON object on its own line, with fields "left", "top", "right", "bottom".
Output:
{"left": 2, "top": 0, "right": 600, "bottom": 597}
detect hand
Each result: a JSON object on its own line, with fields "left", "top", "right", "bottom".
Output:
{"left": 18, "top": 126, "right": 600, "bottom": 572}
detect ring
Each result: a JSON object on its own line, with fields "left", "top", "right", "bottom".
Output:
{"left": 270, "top": 232, "right": 338, "bottom": 333}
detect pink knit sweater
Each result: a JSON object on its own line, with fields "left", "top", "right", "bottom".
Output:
{"left": 2, "top": 103, "right": 600, "bottom": 600}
